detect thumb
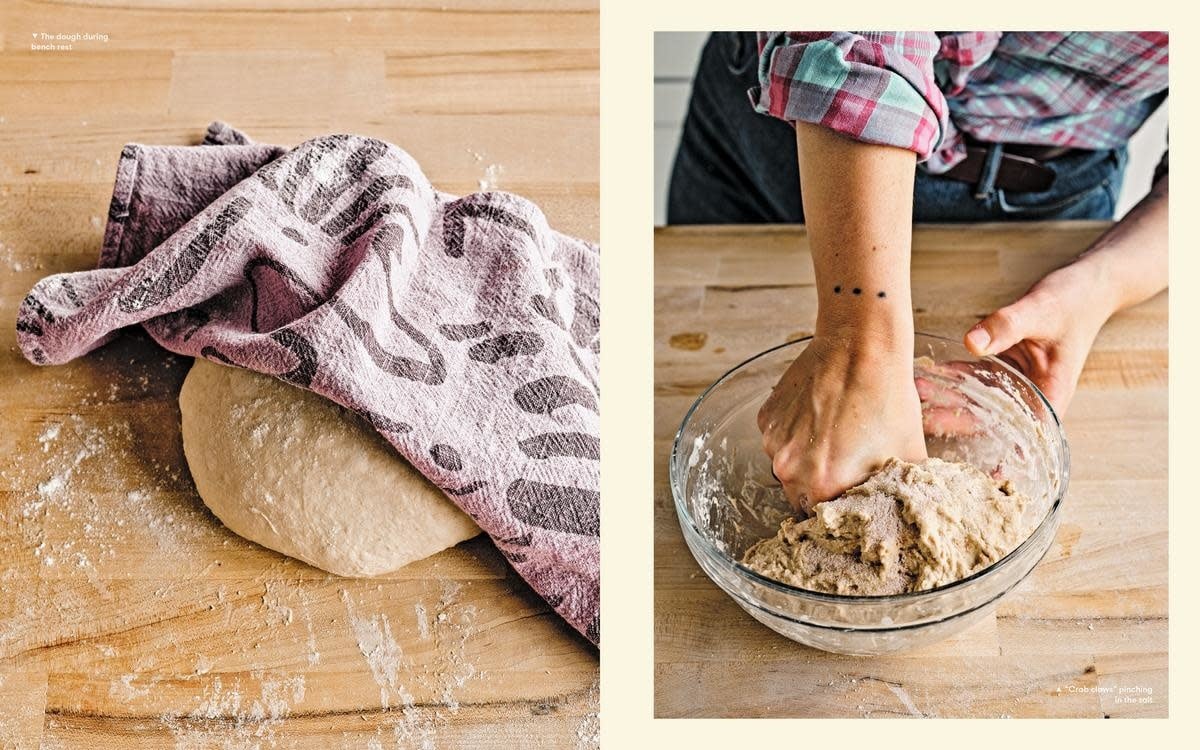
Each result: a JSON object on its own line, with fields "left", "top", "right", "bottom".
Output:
{"left": 964, "top": 299, "right": 1038, "bottom": 356}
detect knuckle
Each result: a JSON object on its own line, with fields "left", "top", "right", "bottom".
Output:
{"left": 771, "top": 451, "right": 800, "bottom": 483}
{"left": 993, "top": 306, "right": 1021, "bottom": 331}
{"left": 806, "top": 464, "right": 854, "bottom": 504}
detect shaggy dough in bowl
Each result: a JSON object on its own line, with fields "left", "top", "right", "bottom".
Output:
{"left": 179, "top": 359, "right": 480, "bottom": 576}
{"left": 742, "top": 457, "right": 1030, "bottom": 595}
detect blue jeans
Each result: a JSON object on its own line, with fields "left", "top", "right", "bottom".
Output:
{"left": 667, "top": 32, "right": 1128, "bottom": 224}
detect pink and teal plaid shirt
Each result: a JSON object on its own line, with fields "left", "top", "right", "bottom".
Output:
{"left": 751, "top": 32, "right": 1168, "bottom": 173}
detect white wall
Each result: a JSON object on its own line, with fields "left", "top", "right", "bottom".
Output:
{"left": 653, "top": 32, "right": 1167, "bottom": 226}
{"left": 654, "top": 32, "right": 707, "bottom": 227}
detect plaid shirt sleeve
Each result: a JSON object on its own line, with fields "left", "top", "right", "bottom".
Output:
{"left": 750, "top": 32, "right": 949, "bottom": 160}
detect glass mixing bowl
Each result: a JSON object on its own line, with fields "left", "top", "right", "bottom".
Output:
{"left": 670, "top": 333, "right": 1069, "bottom": 655}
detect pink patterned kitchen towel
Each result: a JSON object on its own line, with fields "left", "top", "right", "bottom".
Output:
{"left": 16, "top": 122, "right": 600, "bottom": 645}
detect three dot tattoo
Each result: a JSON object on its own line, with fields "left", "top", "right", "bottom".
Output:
{"left": 832, "top": 285, "right": 886, "bottom": 298}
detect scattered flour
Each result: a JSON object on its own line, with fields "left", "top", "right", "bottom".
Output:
{"left": 256, "top": 675, "right": 306, "bottom": 721}
{"left": 0, "top": 237, "right": 22, "bottom": 273}
{"left": 575, "top": 676, "right": 600, "bottom": 749}
{"left": 193, "top": 654, "right": 214, "bottom": 676}
{"left": 430, "top": 579, "right": 478, "bottom": 712}
{"left": 478, "top": 163, "right": 504, "bottom": 191}
{"left": 249, "top": 422, "right": 270, "bottom": 448}
{"left": 8, "top": 408, "right": 198, "bottom": 586}
{"left": 109, "top": 673, "right": 153, "bottom": 701}
{"left": 341, "top": 589, "right": 411, "bottom": 711}
{"left": 389, "top": 706, "right": 436, "bottom": 750}
{"left": 415, "top": 602, "right": 430, "bottom": 641}
{"left": 339, "top": 582, "right": 484, "bottom": 746}
{"left": 157, "top": 673, "right": 306, "bottom": 748}
{"left": 297, "top": 587, "right": 322, "bottom": 667}
{"left": 37, "top": 422, "right": 61, "bottom": 451}
{"left": 262, "top": 581, "right": 295, "bottom": 627}
{"left": 37, "top": 474, "right": 66, "bottom": 500}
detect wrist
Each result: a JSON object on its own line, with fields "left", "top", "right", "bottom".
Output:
{"left": 1055, "top": 247, "right": 1125, "bottom": 320}
{"left": 815, "top": 278, "right": 912, "bottom": 339}
{"left": 814, "top": 302, "right": 914, "bottom": 354}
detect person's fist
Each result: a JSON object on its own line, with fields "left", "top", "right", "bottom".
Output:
{"left": 757, "top": 336, "right": 927, "bottom": 514}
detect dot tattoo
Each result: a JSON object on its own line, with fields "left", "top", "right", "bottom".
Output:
{"left": 834, "top": 285, "right": 887, "bottom": 299}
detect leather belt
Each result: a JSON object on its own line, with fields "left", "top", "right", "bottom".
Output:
{"left": 939, "top": 142, "right": 1078, "bottom": 194}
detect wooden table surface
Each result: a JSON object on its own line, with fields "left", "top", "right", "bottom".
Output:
{"left": 0, "top": 2, "right": 598, "bottom": 747}
{"left": 653, "top": 224, "right": 1167, "bottom": 718}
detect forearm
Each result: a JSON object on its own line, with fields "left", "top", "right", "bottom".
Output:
{"left": 1076, "top": 174, "right": 1169, "bottom": 315}
{"left": 795, "top": 123, "right": 917, "bottom": 347}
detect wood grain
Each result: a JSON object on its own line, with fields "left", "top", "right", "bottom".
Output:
{"left": 0, "top": 2, "right": 598, "bottom": 747}
{"left": 653, "top": 224, "right": 1167, "bottom": 718}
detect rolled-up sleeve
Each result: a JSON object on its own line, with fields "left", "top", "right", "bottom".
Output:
{"left": 750, "top": 32, "right": 949, "bottom": 160}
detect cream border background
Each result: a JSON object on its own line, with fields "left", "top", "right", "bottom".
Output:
{"left": 601, "top": 0, "right": 1193, "bottom": 739}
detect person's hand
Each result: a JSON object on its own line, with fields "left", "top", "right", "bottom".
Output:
{"left": 963, "top": 261, "right": 1114, "bottom": 415}
{"left": 757, "top": 335, "right": 927, "bottom": 515}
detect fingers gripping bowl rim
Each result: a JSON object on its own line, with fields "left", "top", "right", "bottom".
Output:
{"left": 669, "top": 333, "right": 1070, "bottom": 655}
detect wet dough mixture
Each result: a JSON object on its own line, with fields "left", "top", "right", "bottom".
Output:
{"left": 742, "top": 457, "right": 1030, "bottom": 595}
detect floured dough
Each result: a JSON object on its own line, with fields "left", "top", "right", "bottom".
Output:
{"left": 179, "top": 359, "right": 481, "bottom": 576}
{"left": 742, "top": 457, "right": 1029, "bottom": 595}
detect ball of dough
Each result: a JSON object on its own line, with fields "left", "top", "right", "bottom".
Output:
{"left": 179, "top": 358, "right": 480, "bottom": 576}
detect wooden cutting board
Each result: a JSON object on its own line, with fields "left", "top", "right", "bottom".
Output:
{"left": 0, "top": 2, "right": 598, "bottom": 747}
{"left": 654, "top": 224, "right": 1167, "bottom": 718}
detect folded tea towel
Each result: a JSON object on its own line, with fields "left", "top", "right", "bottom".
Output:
{"left": 16, "top": 122, "right": 600, "bottom": 645}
